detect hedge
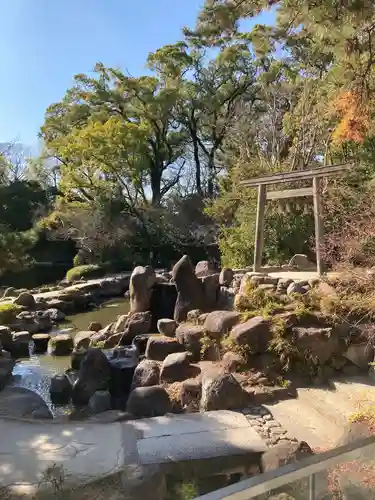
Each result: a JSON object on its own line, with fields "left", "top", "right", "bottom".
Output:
{"left": 65, "top": 264, "right": 106, "bottom": 283}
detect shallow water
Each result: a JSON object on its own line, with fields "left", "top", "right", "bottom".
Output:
{"left": 10, "top": 298, "right": 130, "bottom": 415}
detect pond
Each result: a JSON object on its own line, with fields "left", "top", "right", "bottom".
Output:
{"left": 10, "top": 298, "right": 130, "bottom": 415}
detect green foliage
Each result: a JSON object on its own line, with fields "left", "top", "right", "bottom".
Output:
{"left": 234, "top": 278, "right": 287, "bottom": 317}
{"left": 221, "top": 334, "right": 251, "bottom": 361}
{"left": 4, "top": 0, "right": 375, "bottom": 282}
{"left": 65, "top": 264, "right": 105, "bottom": 282}
{"left": 0, "top": 227, "right": 37, "bottom": 277}
{"left": 166, "top": 480, "right": 198, "bottom": 500}
{"left": 0, "top": 303, "right": 23, "bottom": 324}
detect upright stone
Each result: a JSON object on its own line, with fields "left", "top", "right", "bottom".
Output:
{"left": 219, "top": 267, "right": 234, "bottom": 287}
{"left": 172, "top": 255, "right": 206, "bottom": 322}
{"left": 202, "top": 273, "right": 220, "bottom": 310}
{"left": 195, "top": 260, "right": 215, "bottom": 278}
{"left": 71, "top": 348, "right": 112, "bottom": 406}
{"left": 129, "top": 266, "right": 156, "bottom": 313}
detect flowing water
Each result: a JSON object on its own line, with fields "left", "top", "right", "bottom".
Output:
{"left": 10, "top": 298, "right": 130, "bottom": 415}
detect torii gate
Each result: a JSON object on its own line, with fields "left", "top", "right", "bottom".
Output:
{"left": 240, "top": 164, "right": 353, "bottom": 276}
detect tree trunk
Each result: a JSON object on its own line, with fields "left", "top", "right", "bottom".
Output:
{"left": 150, "top": 165, "right": 162, "bottom": 205}
{"left": 207, "top": 152, "right": 216, "bottom": 198}
{"left": 189, "top": 114, "right": 203, "bottom": 197}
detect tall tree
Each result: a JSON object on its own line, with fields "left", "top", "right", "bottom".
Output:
{"left": 41, "top": 65, "right": 187, "bottom": 206}
{"left": 148, "top": 40, "right": 258, "bottom": 196}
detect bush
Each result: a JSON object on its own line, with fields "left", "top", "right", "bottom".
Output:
{"left": 0, "top": 303, "right": 23, "bottom": 324}
{"left": 65, "top": 264, "right": 105, "bottom": 282}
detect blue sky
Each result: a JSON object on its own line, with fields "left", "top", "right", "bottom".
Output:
{"left": 0, "top": 0, "right": 274, "bottom": 149}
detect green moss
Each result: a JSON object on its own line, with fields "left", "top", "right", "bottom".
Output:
{"left": 0, "top": 303, "right": 23, "bottom": 324}
{"left": 221, "top": 334, "right": 251, "bottom": 360}
{"left": 166, "top": 480, "right": 198, "bottom": 500}
{"left": 65, "top": 264, "right": 105, "bottom": 282}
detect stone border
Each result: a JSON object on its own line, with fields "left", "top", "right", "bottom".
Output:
{"left": 241, "top": 405, "right": 298, "bottom": 448}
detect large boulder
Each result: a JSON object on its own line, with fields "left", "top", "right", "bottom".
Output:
{"left": 172, "top": 255, "right": 206, "bottom": 322}
{"left": 222, "top": 351, "right": 245, "bottom": 373}
{"left": 45, "top": 298, "right": 74, "bottom": 314}
{"left": 160, "top": 352, "right": 192, "bottom": 383}
{"left": 113, "top": 314, "right": 129, "bottom": 334}
{"left": 32, "top": 333, "right": 51, "bottom": 353}
{"left": 71, "top": 347, "right": 88, "bottom": 370}
{"left": 293, "top": 324, "right": 348, "bottom": 363}
{"left": 229, "top": 316, "right": 272, "bottom": 353}
{"left": 150, "top": 283, "right": 178, "bottom": 330}
{"left": 157, "top": 318, "right": 177, "bottom": 337}
{"left": 200, "top": 371, "right": 249, "bottom": 411}
{"left": 0, "top": 355, "right": 15, "bottom": 390}
{"left": 13, "top": 292, "right": 36, "bottom": 309}
{"left": 12, "top": 331, "right": 31, "bottom": 356}
{"left": 43, "top": 308, "right": 66, "bottom": 322}
{"left": 74, "top": 330, "right": 95, "bottom": 349}
{"left": 204, "top": 310, "right": 240, "bottom": 340}
{"left": 13, "top": 310, "right": 52, "bottom": 334}
{"left": 287, "top": 281, "right": 309, "bottom": 296}
{"left": 344, "top": 324, "right": 375, "bottom": 370}
{"left": 108, "top": 347, "right": 139, "bottom": 410}
{"left": 195, "top": 260, "right": 215, "bottom": 278}
{"left": 120, "top": 312, "right": 152, "bottom": 345}
{"left": 0, "top": 386, "right": 52, "bottom": 419}
{"left": 175, "top": 323, "right": 205, "bottom": 362}
{"left": 186, "top": 309, "right": 203, "bottom": 323}
{"left": 71, "top": 348, "right": 112, "bottom": 406}
{"left": 261, "top": 441, "right": 313, "bottom": 472}
{"left": 217, "top": 287, "right": 236, "bottom": 310}
{"left": 48, "top": 334, "right": 74, "bottom": 356}
{"left": 180, "top": 377, "right": 202, "bottom": 411}
{"left": 129, "top": 266, "right": 156, "bottom": 313}
{"left": 288, "top": 254, "right": 316, "bottom": 270}
{"left": 344, "top": 342, "right": 374, "bottom": 370}
{"left": 88, "top": 390, "right": 111, "bottom": 414}
{"left": 103, "top": 332, "right": 123, "bottom": 348}
{"left": 88, "top": 321, "right": 102, "bottom": 332}
{"left": 126, "top": 385, "right": 172, "bottom": 418}
{"left": 50, "top": 373, "right": 72, "bottom": 404}
{"left": 131, "top": 359, "right": 161, "bottom": 389}
{"left": 219, "top": 268, "right": 234, "bottom": 287}
{"left": 0, "top": 325, "right": 12, "bottom": 351}
{"left": 202, "top": 274, "right": 220, "bottom": 309}
{"left": 145, "top": 335, "right": 185, "bottom": 361}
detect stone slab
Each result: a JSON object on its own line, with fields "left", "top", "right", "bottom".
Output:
{"left": 133, "top": 410, "right": 253, "bottom": 438}
{"left": 136, "top": 410, "right": 267, "bottom": 466}
{"left": 0, "top": 420, "right": 133, "bottom": 496}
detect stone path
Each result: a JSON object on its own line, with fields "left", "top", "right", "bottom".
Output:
{"left": 2, "top": 376, "right": 371, "bottom": 496}
{"left": 0, "top": 410, "right": 269, "bottom": 497}
{"left": 264, "top": 376, "right": 375, "bottom": 449}
{"left": 241, "top": 406, "right": 298, "bottom": 448}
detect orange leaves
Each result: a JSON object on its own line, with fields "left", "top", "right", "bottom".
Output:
{"left": 332, "top": 90, "right": 371, "bottom": 144}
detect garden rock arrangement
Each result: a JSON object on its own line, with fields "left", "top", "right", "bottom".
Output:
{"left": 0, "top": 275, "right": 131, "bottom": 358}
{"left": 0, "top": 255, "right": 373, "bottom": 427}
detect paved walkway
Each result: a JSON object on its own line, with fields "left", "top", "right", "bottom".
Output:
{"left": 0, "top": 410, "right": 266, "bottom": 497}
{"left": 265, "top": 376, "right": 375, "bottom": 450}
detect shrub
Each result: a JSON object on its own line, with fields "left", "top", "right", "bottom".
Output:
{"left": 0, "top": 303, "right": 23, "bottom": 324}
{"left": 65, "top": 264, "right": 105, "bottom": 282}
